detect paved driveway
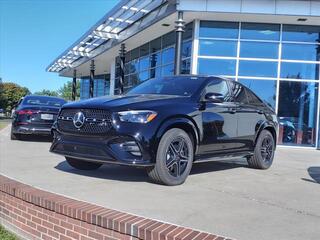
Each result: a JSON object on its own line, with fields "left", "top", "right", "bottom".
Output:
{"left": 1, "top": 125, "right": 320, "bottom": 240}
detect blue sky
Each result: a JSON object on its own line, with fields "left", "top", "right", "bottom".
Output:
{"left": 0, "top": 0, "right": 119, "bottom": 93}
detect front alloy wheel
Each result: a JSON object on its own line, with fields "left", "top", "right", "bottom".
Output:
{"left": 166, "top": 137, "right": 190, "bottom": 178}
{"left": 260, "top": 135, "right": 274, "bottom": 163}
{"left": 247, "top": 130, "right": 275, "bottom": 169}
{"left": 147, "top": 128, "right": 194, "bottom": 186}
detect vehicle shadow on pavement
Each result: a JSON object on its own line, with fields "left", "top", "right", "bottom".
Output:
{"left": 55, "top": 161, "right": 149, "bottom": 182}
{"left": 190, "top": 160, "right": 247, "bottom": 175}
{"left": 55, "top": 159, "right": 246, "bottom": 182}
{"left": 17, "top": 135, "right": 53, "bottom": 143}
{"left": 302, "top": 167, "right": 320, "bottom": 184}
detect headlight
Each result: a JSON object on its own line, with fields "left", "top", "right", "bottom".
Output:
{"left": 118, "top": 110, "right": 157, "bottom": 123}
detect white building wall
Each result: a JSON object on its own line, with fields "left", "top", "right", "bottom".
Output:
{"left": 178, "top": 0, "right": 320, "bottom": 17}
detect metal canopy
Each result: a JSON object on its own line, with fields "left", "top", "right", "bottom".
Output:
{"left": 47, "top": 0, "right": 175, "bottom": 73}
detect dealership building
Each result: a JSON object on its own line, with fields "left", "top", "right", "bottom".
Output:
{"left": 47, "top": 0, "right": 320, "bottom": 149}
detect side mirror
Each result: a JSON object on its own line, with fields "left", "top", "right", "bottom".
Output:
{"left": 204, "top": 92, "right": 224, "bottom": 103}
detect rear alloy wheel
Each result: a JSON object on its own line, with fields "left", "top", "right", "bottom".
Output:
{"left": 65, "top": 157, "right": 102, "bottom": 170}
{"left": 247, "top": 130, "right": 275, "bottom": 169}
{"left": 147, "top": 128, "right": 194, "bottom": 186}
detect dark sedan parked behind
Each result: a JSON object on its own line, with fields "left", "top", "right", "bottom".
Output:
{"left": 11, "top": 95, "right": 66, "bottom": 140}
{"left": 51, "top": 76, "right": 278, "bottom": 185}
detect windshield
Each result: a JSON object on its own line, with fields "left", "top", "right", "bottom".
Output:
{"left": 127, "top": 76, "right": 206, "bottom": 96}
{"left": 22, "top": 96, "right": 66, "bottom": 107}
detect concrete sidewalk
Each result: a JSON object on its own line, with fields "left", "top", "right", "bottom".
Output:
{"left": 1, "top": 125, "right": 320, "bottom": 240}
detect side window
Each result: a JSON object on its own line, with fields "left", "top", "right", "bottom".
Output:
{"left": 245, "top": 88, "right": 263, "bottom": 106}
{"left": 229, "top": 82, "right": 249, "bottom": 104}
{"left": 204, "top": 80, "right": 231, "bottom": 102}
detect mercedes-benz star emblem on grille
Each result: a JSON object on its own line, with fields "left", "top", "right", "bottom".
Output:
{"left": 73, "top": 112, "right": 85, "bottom": 129}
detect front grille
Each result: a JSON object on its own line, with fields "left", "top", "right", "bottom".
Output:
{"left": 57, "top": 109, "right": 113, "bottom": 135}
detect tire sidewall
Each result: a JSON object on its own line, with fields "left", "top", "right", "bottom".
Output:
{"left": 155, "top": 128, "right": 194, "bottom": 185}
{"left": 254, "top": 130, "right": 275, "bottom": 169}
{"left": 10, "top": 127, "right": 19, "bottom": 140}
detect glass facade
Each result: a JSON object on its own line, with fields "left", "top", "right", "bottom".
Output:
{"left": 114, "top": 23, "right": 193, "bottom": 94}
{"left": 197, "top": 21, "right": 320, "bottom": 147}
{"left": 80, "top": 74, "right": 110, "bottom": 100}
{"left": 278, "top": 81, "right": 318, "bottom": 146}
{"left": 78, "top": 20, "right": 320, "bottom": 148}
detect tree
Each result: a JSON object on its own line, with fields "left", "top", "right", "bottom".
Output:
{"left": 0, "top": 82, "right": 31, "bottom": 112}
{"left": 0, "top": 80, "right": 4, "bottom": 109}
{"left": 34, "top": 89, "right": 59, "bottom": 97}
{"left": 58, "top": 80, "right": 80, "bottom": 101}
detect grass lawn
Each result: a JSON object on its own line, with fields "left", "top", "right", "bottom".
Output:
{"left": 0, "top": 225, "right": 18, "bottom": 240}
{"left": 0, "top": 119, "right": 10, "bottom": 130}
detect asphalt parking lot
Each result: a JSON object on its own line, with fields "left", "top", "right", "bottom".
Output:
{"left": 1, "top": 125, "right": 320, "bottom": 240}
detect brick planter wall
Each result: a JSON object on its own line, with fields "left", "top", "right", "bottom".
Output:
{"left": 0, "top": 175, "right": 232, "bottom": 240}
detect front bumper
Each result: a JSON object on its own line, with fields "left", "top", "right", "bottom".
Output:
{"left": 50, "top": 129, "right": 155, "bottom": 167}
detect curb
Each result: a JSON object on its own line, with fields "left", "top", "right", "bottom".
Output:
{"left": 0, "top": 175, "right": 233, "bottom": 240}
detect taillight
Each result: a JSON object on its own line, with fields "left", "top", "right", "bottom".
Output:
{"left": 16, "top": 110, "right": 38, "bottom": 115}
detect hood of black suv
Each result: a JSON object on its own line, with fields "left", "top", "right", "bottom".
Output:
{"left": 62, "top": 94, "right": 189, "bottom": 110}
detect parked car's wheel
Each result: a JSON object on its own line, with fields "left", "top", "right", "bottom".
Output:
{"left": 65, "top": 157, "right": 102, "bottom": 170}
{"left": 147, "top": 128, "right": 194, "bottom": 186}
{"left": 10, "top": 129, "right": 20, "bottom": 140}
{"left": 247, "top": 130, "right": 275, "bottom": 169}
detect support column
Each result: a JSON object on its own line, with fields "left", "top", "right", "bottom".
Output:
{"left": 174, "top": 11, "right": 185, "bottom": 75}
{"left": 110, "top": 60, "right": 116, "bottom": 96}
{"left": 89, "top": 60, "right": 95, "bottom": 98}
{"left": 72, "top": 69, "right": 77, "bottom": 101}
{"left": 119, "top": 44, "right": 126, "bottom": 95}
{"left": 191, "top": 19, "right": 200, "bottom": 75}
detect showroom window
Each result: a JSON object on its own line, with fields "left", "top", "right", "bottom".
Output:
{"left": 240, "top": 42, "right": 278, "bottom": 59}
{"left": 199, "top": 39, "right": 237, "bottom": 57}
{"left": 197, "top": 21, "right": 280, "bottom": 79}
{"left": 197, "top": 20, "right": 320, "bottom": 147}
{"left": 80, "top": 74, "right": 110, "bottom": 100}
{"left": 114, "top": 22, "right": 193, "bottom": 94}
{"left": 282, "top": 43, "right": 320, "bottom": 62}
{"left": 278, "top": 81, "right": 319, "bottom": 147}
{"left": 238, "top": 61, "right": 278, "bottom": 78}
{"left": 198, "top": 59, "right": 236, "bottom": 76}
{"left": 282, "top": 25, "right": 320, "bottom": 43}
{"left": 199, "top": 21, "right": 239, "bottom": 39}
{"left": 280, "top": 62, "right": 320, "bottom": 80}
{"left": 80, "top": 79, "right": 90, "bottom": 99}
{"left": 93, "top": 75, "right": 110, "bottom": 98}
{"left": 241, "top": 23, "right": 280, "bottom": 41}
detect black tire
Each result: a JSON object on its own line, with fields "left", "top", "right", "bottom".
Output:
{"left": 10, "top": 129, "right": 20, "bottom": 140}
{"left": 247, "top": 130, "right": 275, "bottom": 169}
{"left": 147, "top": 128, "right": 194, "bottom": 186}
{"left": 65, "top": 157, "right": 102, "bottom": 170}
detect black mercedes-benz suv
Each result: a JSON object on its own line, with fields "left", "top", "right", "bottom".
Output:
{"left": 11, "top": 95, "right": 66, "bottom": 140}
{"left": 50, "top": 76, "right": 278, "bottom": 185}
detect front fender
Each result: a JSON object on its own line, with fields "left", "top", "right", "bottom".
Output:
{"left": 154, "top": 116, "right": 200, "bottom": 154}
{"left": 254, "top": 120, "right": 278, "bottom": 146}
